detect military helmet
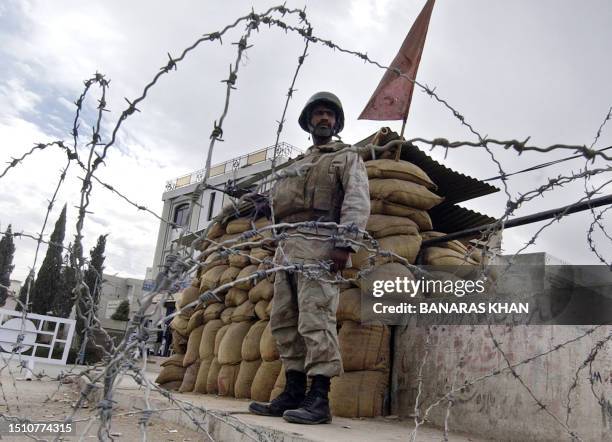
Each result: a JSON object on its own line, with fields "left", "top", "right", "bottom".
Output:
{"left": 298, "top": 91, "right": 345, "bottom": 134}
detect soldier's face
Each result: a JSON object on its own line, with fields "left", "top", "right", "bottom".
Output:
{"left": 310, "top": 104, "right": 337, "bottom": 133}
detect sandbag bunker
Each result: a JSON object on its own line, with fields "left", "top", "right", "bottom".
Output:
{"left": 156, "top": 144, "right": 494, "bottom": 418}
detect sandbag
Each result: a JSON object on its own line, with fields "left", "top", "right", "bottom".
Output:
{"left": 241, "top": 320, "right": 267, "bottom": 361}
{"left": 366, "top": 214, "right": 420, "bottom": 238}
{"left": 248, "top": 278, "right": 274, "bottom": 303}
{"left": 220, "top": 266, "right": 242, "bottom": 286}
{"left": 330, "top": 371, "right": 388, "bottom": 418}
{"left": 265, "top": 300, "right": 272, "bottom": 316}
{"left": 260, "top": 321, "right": 279, "bottom": 362}
{"left": 228, "top": 253, "right": 251, "bottom": 268}
{"left": 225, "top": 288, "right": 248, "bottom": 307}
{"left": 251, "top": 359, "right": 282, "bottom": 402}
{"left": 171, "top": 331, "right": 188, "bottom": 353}
{"left": 170, "top": 315, "right": 190, "bottom": 337}
{"left": 258, "top": 261, "right": 275, "bottom": 283}
{"left": 341, "top": 267, "right": 360, "bottom": 282}
{"left": 337, "top": 288, "right": 361, "bottom": 323}
{"left": 206, "top": 357, "right": 222, "bottom": 394}
{"left": 339, "top": 321, "right": 390, "bottom": 371}
{"left": 183, "top": 325, "right": 204, "bottom": 367}
{"left": 207, "top": 222, "right": 225, "bottom": 239}
{"left": 366, "top": 159, "right": 436, "bottom": 189}
{"left": 155, "top": 365, "right": 187, "bottom": 384}
{"left": 200, "top": 265, "right": 229, "bottom": 291}
{"left": 199, "top": 319, "right": 224, "bottom": 360}
{"left": 226, "top": 217, "right": 252, "bottom": 234}
{"left": 218, "top": 232, "right": 241, "bottom": 244}
{"left": 231, "top": 300, "right": 256, "bottom": 322}
{"left": 218, "top": 321, "right": 252, "bottom": 365}
{"left": 201, "top": 252, "right": 229, "bottom": 272}
{"left": 235, "top": 265, "right": 259, "bottom": 290}
{"left": 176, "top": 286, "right": 200, "bottom": 309}
{"left": 369, "top": 178, "right": 443, "bottom": 210}
{"left": 217, "top": 363, "right": 241, "bottom": 397}
{"left": 234, "top": 359, "right": 262, "bottom": 399}
{"left": 158, "top": 380, "right": 182, "bottom": 391}
{"left": 250, "top": 247, "right": 272, "bottom": 264}
{"left": 214, "top": 324, "right": 231, "bottom": 356}
{"left": 254, "top": 217, "right": 271, "bottom": 230}
{"left": 194, "top": 355, "right": 214, "bottom": 393}
{"left": 179, "top": 359, "right": 200, "bottom": 393}
{"left": 220, "top": 307, "right": 235, "bottom": 325}
{"left": 203, "top": 303, "right": 225, "bottom": 322}
{"left": 255, "top": 300, "right": 270, "bottom": 320}
{"left": 270, "top": 365, "right": 285, "bottom": 401}
{"left": 186, "top": 310, "right": 205, "bottom": 335}
{"left": 369, "top": 200, "right": 433, "bottom": 231}
{"left": 421, "top": 231, "right": 468, "bottom": 255}
{"left": 160, "top": 353, "right": 184, "bottom": 368}
{"left": 352, "top": 234, "right": 422, "bottom": 269}
{"left": 423, "top": 247, "right": 479, "bottom": 266}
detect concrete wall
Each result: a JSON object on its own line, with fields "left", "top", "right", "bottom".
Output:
{"left": 392, "top": 324, "right": 612, "bottom": 441}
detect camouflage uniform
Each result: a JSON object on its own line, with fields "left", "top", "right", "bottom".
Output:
{"left": 270, "top": 141, "right": 370, "bottom": 378}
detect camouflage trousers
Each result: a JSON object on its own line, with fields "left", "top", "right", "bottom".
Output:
{"left": 270, "top": 235, "right": 343, "bottom": 378}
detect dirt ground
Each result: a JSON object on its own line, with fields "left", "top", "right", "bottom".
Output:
{"left": 0, "top": 377, "right": 204, "bottom": 441}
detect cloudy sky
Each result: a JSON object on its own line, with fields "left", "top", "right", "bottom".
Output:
{"left": 1, "top": 0, "right": 611, "bottom": 282}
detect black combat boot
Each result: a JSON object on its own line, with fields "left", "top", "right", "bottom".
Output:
{"left": 249, "top": 370, "right": 306, "bottom": 417}
{"left": 283, "top": 375, "right": 332, "bottom": 424}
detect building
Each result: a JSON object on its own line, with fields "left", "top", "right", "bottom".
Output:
{"left": 98, "top": 273, "right": 145, "bottom": 331}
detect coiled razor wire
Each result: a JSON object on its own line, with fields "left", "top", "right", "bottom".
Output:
{"left": 0, "top": 4, "right": 609, "bottom": 441}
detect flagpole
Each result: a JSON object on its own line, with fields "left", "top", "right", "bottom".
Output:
{"left": 399, "top": 113, "right": 408, "bottom": 138}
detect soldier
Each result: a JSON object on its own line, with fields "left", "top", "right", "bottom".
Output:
{"left": 249, "top": 92, "right": 370, "bottom": 424}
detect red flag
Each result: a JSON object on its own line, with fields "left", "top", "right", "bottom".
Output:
{"left": 359, "top": 0, "right": 435, "bottom": 121}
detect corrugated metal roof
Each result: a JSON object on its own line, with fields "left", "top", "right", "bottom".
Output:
{"left": 429, "top": 203, "right": 497, "bottom": 237}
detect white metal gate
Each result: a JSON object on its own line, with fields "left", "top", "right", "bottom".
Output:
{"left": 0, "top": 308, "right": 76, "bottom": 365}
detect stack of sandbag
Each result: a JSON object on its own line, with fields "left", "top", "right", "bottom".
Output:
{"left": 349, "top": 158, "right": 443, "bottom": 273}
{"left": 420, "top": 231, "right": 483, "bottom": 265}
{"left": 194, "top": 315, "right": 223, "bottom": 393}
{"left": 329, "top": 316, "right": 391, "bottom": 418}
{"left": 155, "top": 353, "right": 187, "bottom": 391}
{"left": 251, "top": 321, "right": 282, "bottom": 401}
{"left": 156, "top": 282, "right": 200, "bottom": 389}
{"left": 420, "top": 231, "right": 486, "bottom": 280}
{"left": 193, "top": 217, "right": 275, "bottom": 397}
{"left": 235, "top": 319, "right": 267, "bottom": 398}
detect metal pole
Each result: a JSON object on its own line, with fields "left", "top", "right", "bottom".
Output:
{"left": 422, "top": 194, "right": 612, "bottom": 246}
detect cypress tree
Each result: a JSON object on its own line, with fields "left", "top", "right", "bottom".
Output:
{"left": 0, "top": 225, "right": 16, "bottom": 307}
{"left": 53, "top": 243, "right": 77, "bottom": 318}
{"left": 76, "top": 234, "right": 107, "bottom": 339}
{"left": 30, "top": 205, "right": 67, "bottom": 315}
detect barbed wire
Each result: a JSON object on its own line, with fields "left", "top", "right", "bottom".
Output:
{"left": 0, "top": 3, "right": 610, "bottom": 442}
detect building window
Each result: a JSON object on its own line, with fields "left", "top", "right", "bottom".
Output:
{"left": 173, "top": 203, "right": 189, "bottom": 228}
{"left": 207, "top": 192, "right": 216, "bottom": 221}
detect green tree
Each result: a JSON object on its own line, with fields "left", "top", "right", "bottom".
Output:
{"left": 0, "top": 225, "right": 16, "bottom": 307}
{"left": 111, "top": 299, "right": 130, "bottom": 321}
{"left": 30, "top": 205, "right": 67, "bottom": 315}
{"left": 75, "top": 234, "right": 107, "bottom": 339}
{"left": 53, "top": 243, "right": 77, "bottom": 318}
{"left": 16, "top": 273, "right": 32, "bottom": 311}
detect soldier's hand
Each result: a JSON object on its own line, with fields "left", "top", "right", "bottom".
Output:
{"left": 329, "top": 248, "right": 350, "bottom": 273}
